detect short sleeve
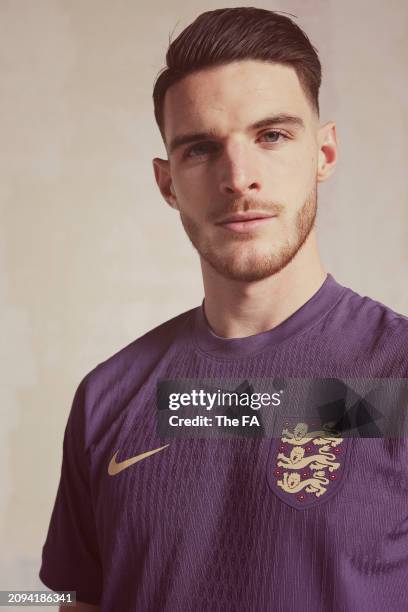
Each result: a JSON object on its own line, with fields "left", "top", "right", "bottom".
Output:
{"left": 39, "top": 376, "right": 102, "bottom": 605}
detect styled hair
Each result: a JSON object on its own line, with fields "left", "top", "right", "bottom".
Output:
{"left": 153, "top": 7, "right": 322, "bottom": 140}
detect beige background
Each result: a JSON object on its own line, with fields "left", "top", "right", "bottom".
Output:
{"left": 0, "top": 0, "right": 407, "bottom": 606}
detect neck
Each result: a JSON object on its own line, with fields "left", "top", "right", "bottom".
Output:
{"left": 200, "top": 230, "right": 326, "bottom": 338}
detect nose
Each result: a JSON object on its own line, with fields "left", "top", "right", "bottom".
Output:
{"left": 218, "top": 140, "right": 261, "bottom": 196}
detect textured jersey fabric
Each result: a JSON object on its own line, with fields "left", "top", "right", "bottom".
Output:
{"left": 39, "top": 274, "right": 408, "bottom": 611}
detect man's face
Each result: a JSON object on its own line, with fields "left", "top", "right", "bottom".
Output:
{"left": 154, "top": 60, "right": 336, "bottom": 282}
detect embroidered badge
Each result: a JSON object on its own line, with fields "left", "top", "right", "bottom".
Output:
{"left": 267, "top": 419, "right": 350, "bottom": 509}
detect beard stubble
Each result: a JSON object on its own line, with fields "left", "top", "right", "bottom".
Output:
{"left": 179, "top": 184, "right": 318, "bottom": 283}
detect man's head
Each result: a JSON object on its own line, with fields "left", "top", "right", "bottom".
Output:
{"left": 152, "top": 8, "right": 337, "bottom": 283}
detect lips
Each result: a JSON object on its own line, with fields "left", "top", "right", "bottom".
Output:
{"left": 216, "top": 213, "right": 277, "bottom": 233}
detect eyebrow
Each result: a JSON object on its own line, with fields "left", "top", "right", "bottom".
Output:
{"left": 168, "top": 113, "right": 305, "bottom": 154}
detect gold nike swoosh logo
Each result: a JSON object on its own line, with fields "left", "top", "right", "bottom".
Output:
{"left": 108, "top": 444, "right": 170, "bottom": 476}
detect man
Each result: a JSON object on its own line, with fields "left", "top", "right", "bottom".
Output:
{"left": 39, "top": 7, "right": 408, "bottom": 611}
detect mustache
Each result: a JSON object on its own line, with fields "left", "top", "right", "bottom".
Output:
{"left": 208, "top": 198, "right": 284, "bottom": 223}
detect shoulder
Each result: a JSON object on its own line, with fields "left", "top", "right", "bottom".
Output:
{"left": 67, "top": 306, "right": 198, "bottom": 447}
{"left": 340, "top": 284, "right": 408, "bottom": 334}
{"left": 331, "top": 282, "right": 408, "bottom": 374}
{"left": 92, "top": 305, "right": 197, "bottom": 377}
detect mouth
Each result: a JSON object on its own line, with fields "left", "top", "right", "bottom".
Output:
{"left": 216, "top": 213, "right": 277, "bottom": 234}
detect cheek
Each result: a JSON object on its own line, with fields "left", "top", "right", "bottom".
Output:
{"left": 172, "top": 166, "right": 198, "bottom": 192}
{"left": 284, "top": 143, "right": 316, "bottom": 177}
{"left": 259, "top": 144, "right": 315, "bottom": 194}
{"left": 278, "top": 150, "right": 317, "bottom": 200}
{"left": 173, "top": 169, "right": 214, "bottom": 212}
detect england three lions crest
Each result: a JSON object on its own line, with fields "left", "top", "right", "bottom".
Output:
{"left": 267, "top": 419, "right": 351, "bottom": 509}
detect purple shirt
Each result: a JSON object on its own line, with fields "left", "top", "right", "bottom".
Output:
{"left": 39, "top": 274, "right": 408, "bottom": 611}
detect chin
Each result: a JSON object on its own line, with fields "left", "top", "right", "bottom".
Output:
{"left": 203, "top": 247, "right": 293, "bottom": 282}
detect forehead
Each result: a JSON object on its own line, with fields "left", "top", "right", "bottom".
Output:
{"left": 163, "top": 60, "right": 314, "bottom": 143}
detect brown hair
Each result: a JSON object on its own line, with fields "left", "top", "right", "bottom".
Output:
{"left": 153, "top": 7, "right": 322, "bottom": 141}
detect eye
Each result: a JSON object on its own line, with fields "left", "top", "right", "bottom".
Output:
{"left": 258, "top": 130, "right": 289, "bottom": 144}
{"left": 183, "top": 142, "right": 220, "bottom": 159}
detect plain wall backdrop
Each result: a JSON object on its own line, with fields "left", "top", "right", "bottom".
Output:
{"left": 0, "top": 0, "right": 407, "bottom": 606}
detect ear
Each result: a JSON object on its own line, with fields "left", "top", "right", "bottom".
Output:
{"left": 317, "top": 121, "right": 338, "bottom": 183}
{"left": 152, "top": 157, "right": 179, "bottom": 210}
